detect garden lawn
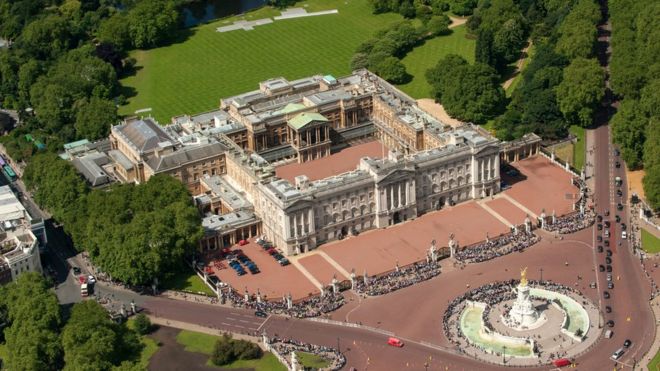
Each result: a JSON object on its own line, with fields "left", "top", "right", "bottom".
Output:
{"left": 296, "top": 351, "right": 331, "bottom": 368}
{"left": 176, "top": 330, "right": 286, "bottom": 370}
{"left": 397, "top": 25, "right": 475, "bottom": 99}
{"left": 161, "top": 270, "right": 215, "bottom": 296}
{"left": 642, "top": 228, "right": 660, "bottom": 254}
{"left": 125, "top": 318, "right": 160, "bottom": 369}
{"left": 569, "top": 125, "right": 585, "bottom": 171}
{"left": 119, "top": 0, "right": 403, "bottom": 123}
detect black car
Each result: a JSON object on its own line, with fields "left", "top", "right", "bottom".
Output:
{"left": 72, "top": 266, "right": 81, "bottom": 275}
{"left": 615, "top": 161, "right": 621, "bottom": 168}
{"left": 608, "top": 282, "right": 614, "bottom": 289}
{"left": 599, "top": 265, "right": 605, "bottom": 272}
{"left": 615, "top": 215, "right": 621, "bottom": 223}
{"left": 597, "top": 215, "right": 603, "bottom": 222}
{"left": 621, "top": 223, "right": 627, "bottom": 231}
{"left": 605, "top": 306, "right": 612, "bottom": 313}
{"left": 598, "top": 245, "right": 604, "bottom": 253}
{"left": 597, "top": 224, "right": 603, "bottom": 230}
{"left": 605, "top": 221, "right": 611, "bottom": 228}
{"left": 606, "top": 257, "right": 612, "bottom": 264}
{"left": 617, "top": 203, "right": 623, "bottom": 211}
{"left": 623, "top": 339, "right": 632, "bottom": 348}
{"left": 604, "top": 291, "right": 610, "bottom": 299}
{"left": 605, "top": 210, "right": 610, "bottom": 216}
{"left": 614, "top": 149, "right": 620, "bottom": 156}
{"left": 617, "top": 189, "right": 623, "bottom": 197}
{"left": 597, "top": 235, "right": 603, "bottom": 242}
{"left": 607, "top": 265, "right": 613, "bottom": 272}
{"left": 607, "top": 320, "right": 615, "bottom": 327}
{"left": 254, "top": 311, "right": 267, "bottom": 318}
{"left": 605, "top": 240, "right": 610, "bottom": 247}
{"left": 606, "top": 250, "right": 612, "bottom": 257}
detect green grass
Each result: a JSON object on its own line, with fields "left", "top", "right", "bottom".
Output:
{"left": 120, "top": 0, "right": 403, "bottom": 123}
{"left": 642, "top": 228, "right": 660, "bottom": 254}
{"left": 569, "top": 125, "right": 585, "bottom": 171}
{"left": 296, "top": 351, "right": 331, "bottom": 368}
{"left": 176, "top": 330, "right": 286, "bottom": 370}
{"left": 161, "top": 270, "right": 215, "bottom": 296}
{"left": 649, "top": 349, "right": 660, "bottom": 371}
{"left": 176, "top": 330, "right": 219, "bottom": 355}
{"left": 0, "top": 343, "right": 7, "bottom": 369}
{"left": 397, "top": 25, "right": 475, "bottom": 99}
{"left": 125, "top": 318, "right": 161, "bottom": 369}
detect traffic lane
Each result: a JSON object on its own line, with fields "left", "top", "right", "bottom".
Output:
{"left": 142, "top": 297, "right": 267, "bottom": 334}
{"left": 261, "top": 318, "right": 521, "bottom": 371}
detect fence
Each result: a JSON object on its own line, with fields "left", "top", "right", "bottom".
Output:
{"left": 306, "top": 317, "right": 395, "bottom": 336}
{"left": 540, "top": 147, "right": 581, "bottom": 177}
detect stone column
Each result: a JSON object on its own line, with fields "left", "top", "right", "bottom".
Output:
{"left": 390, "top": 185, "right": 395, "bottom": 210}
{"left": 332, "top": 276, "right": 339, "bottom": 294}
{"left": 256, "top": 289, "right": 262, "bottom": 304}
{"left": 350, "top": 269, "right": 356, "bottom": 290}
{"left": 286, "top": 293, "right": 293, "bottom": 309}
{"left": 398, "top": 183, "right": 403, "bottom": 207}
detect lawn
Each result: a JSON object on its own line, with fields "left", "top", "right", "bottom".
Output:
{"left": 176, "top": 330, "right": 286, "bottom": 370}
{"left": 569, "top": 125, "right": 585, "bottom": 171}
{"left": 296, "top": 351, "right": 331, "bottom": 368}
{"left": 125, "top": 318, "right": 161, "bottom": 369}
{"left": 161, "top": 270, "right": 215, "bottom": 296}
{"left": 120, "top": 0, "right": 403, "bottom": 123}
{"left": 649, "top": 349, "right": 660, "bottom": 371}
{"left": 0, "top": 343, "right": 7, "bottom": 369}
{"left": 397, "top": 25, "right": 475, "bottom": 99}
{"left": 642, "top": 228, "right": 660, "bottom": 254}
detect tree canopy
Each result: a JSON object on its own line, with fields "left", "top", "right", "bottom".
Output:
{"left": 555, "top": 57, "right": 605, "bottom": 127}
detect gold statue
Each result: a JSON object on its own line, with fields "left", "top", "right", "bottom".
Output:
{"left": 520, "top": 267, "right": 528, "bottom": 287}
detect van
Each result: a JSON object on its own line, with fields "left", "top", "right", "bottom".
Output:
{"left": 611, "top": 347, "right": 625, "bottom": 360}
{"left": 605, "top": 330, "right": 613, "bottom": 339}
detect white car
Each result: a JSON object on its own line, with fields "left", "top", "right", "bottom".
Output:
{"left": 87, "top": 275, "right": 96, "bottom": 284}
{"left": 621, "top": 231, "right": 627, "bottom": 239}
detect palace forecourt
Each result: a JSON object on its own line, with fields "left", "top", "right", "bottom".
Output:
{"left": 59, "top": 69, "right": 584, "bottom": 300}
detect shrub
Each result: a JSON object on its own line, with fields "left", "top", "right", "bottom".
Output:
{"left": 133, "top": 313, "right": 152, "bottom": 335}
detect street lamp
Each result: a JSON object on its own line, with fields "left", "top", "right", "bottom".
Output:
{"left": 503, "top": 345, "right": 506, "bottom": 364}
{"left": 540, "top": 267, "right": 544, "bottom": 282}
{"left": 337, "top": 337, "right": 340, "bottom": 352}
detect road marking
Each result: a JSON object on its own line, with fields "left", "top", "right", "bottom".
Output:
{"left": 256, "top": 316, "right": 271, "bottom": 332}
{"left": 238, "top": 319, "right": 249, "bottom": 323}
{"left": 226, "top": 317, "right": 237, "bottom": 321}
{"left": 234, "top": 324, "right": 244, "bottom": 329}
{"left": 221, "top": 322, "right": 231, "bottom": 326}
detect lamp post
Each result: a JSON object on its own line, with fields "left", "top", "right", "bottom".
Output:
{"left": 540, "top": 267, "right": 544, "bottom": 282}
{"left": 503, "top": 345, "right": 506, "bottom": 364}
{"left": 337, "top": 337, "right": 340, "bottom": 352}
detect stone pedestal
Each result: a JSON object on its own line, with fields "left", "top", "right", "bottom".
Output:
{"left": 508, "top": 285, "right": 539, "bottom": 328}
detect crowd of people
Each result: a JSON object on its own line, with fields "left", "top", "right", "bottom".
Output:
{"left": 454, "top": 232, "right": 540, "bottom": 264}
{"left": 545, "top": 209, "right": 595, "bottom": 234}
{"left": 223, "top": 288, "right": 346, "bottom": 318}
{"left": 353, "top": 261, "right": 440, "bottom": 296}
{"left": 268, "top": 336, "right": 346, "bottom": 371}
{"left": 443, "top": 279, "right": 588, "bottom": 357}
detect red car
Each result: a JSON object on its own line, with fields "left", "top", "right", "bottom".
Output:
{"left": 552, "top": 358, "right": 571, "bottom": 367}
{"left": 387, "top": 337, "right": 404, "bottom": 347}
{"left": 267, "top": 248, "right": 277, "bottom": 255}
{"left": 238, "top": 239, "right": 249, "bottom": 246}
{"left": 78, "top": 275, "right": 87, "bottom": 285}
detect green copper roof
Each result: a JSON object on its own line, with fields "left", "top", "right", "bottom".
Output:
{"left": 278, "top": 103, "right": 306, "bottom": 115}
{"left": 288, "top": 112, "right": 328, "bottom": 130}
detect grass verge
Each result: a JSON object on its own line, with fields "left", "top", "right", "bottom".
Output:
{"left": 569, "top": 125, "right": 585, "bottom": 171}
{"left": 642, "top": 228, "right": 660, "bottom": 254}
{"left": 296, "top": 351, "right": 331, "bottom": 368}
{"left": 649, "top": 349, "right": 660, "bottom": 371}
{"left": 161, "top": 270, "right": 215, "bottom": 296}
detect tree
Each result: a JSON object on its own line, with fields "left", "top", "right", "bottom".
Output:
{"left": 427, "top": 55, "right": 505, "bottom": 123}
{"left": 350, "top": 53, "right": 370, "bottom": 70}
{"left": 61, "top": 301, "right": 121, "bottom": 371}
{"left": 20, "top": 15, "right": 72, "bottom": 60}
{"left": 493, "top": 18, "right": 526, "bottom": 64}
{"left": 132, "top": 314, "right": 153, "bottom": 335}
{"left": 2, "top": 273, "right": 62, "bottom": 371}
{"left": 374, "top": 57, "right": 409, "bottom": 84}
{"left": 127, "top": 0, "right": 180, "bottom": 49}
{"left": 611, "top": 100, "right": 646, "bottom": 169}
{"left": 555, "top": 57, "right": 604, "bottom": 127}
{"left": 427, "top": 15, "right": 451, "bottom": 36}
{"left": 555, "top": 19, "right": 597, "bottom": 59}
{"left": 398, "top": 1, "right": 416, "bottom": 18}
{"left": 451, "top": 0, "right": 477, "bottom": 16}
{"left": 74, "top": 97, "right": 118, "bottom": 140}
{"left": 97, "top": 13, "right": 131, "bottom": 50}
{"left": 425, "top": 54, "right": 468, "bottom": 101}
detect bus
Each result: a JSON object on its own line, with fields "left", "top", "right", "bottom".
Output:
{"left": 3, "top": 165, "right": 16, "bottom": 181}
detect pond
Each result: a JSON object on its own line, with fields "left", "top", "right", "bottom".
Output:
{"left": 182, "top": 0, "right": 267, "bottom": 27}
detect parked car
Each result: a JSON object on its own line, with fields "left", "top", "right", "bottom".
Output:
{"left": 72, "top": 266, "right": 81, "bottom": 275}
{"left": 599, "top": 265, "right": 605, "bottom": 272}
{"left": 621, "top": 223, "right": 627, "bottom": 230}
{"left": 605, "top": 240, "right": 610, "bottom": 247}
{"left": 605, "top": 210, "right": 610, "bottom": 216}
{"left": 623, "top": 339, "right": 632, "bottom": 348}
{"left": 87, "top": 275, "right": 96, "bottom": 284}
{"left": 615, "top": 215, "right": 621, "bottom": 223}
{"left": 606, "top": 250, "right": 612, "bottom": 257}
{"left": 622, "top": 231, "right": 627, "bottom": 239}
{"left": 606, "top": 257, "right": 612, "bottom": 264}
{"left": 238, "top": 239, "right": 249, "bottom": 246}
{"left": 597, "top": 235, "right": 603, "bottom": 242}
{"left": 552, "top": 359, "right": 571, "bottom": 368}
{"left": 615, "top": 161, "right": 621, "bottom": 168}
{"left": 617, "top": 189, "right": 623, "bottom": 197}
{"left": 597, "top": 224, "right": 603, "bottom": 230}
{"left": 607, "top": 320, "right": 615, "bottom": 327}
{"left": 598, "top": 245, "right": 603, "bottom": 253}
{"left": 607, "top": 273, "right": 612, "bottom": 281}
{"left": 605, "top": 306, "right": 612, "bottom": 313}
{"left": 617, "top": 203, "right": 623, "bottom": 211}
{"left": 597, "top": 215, "right": 603, "bottom": 222}
{"left": 604, "top": 291, "right": 610, "bottom": 299}
{"left": 607, "top": 265, "right": 612, "bottom": 272}
{"left": 608, "top": 282, "right": 614, "bottom": 289}
{"left": 605, "top": 221, "right": 611, "bottom": 228}
{"left": 278, "top": 258, "right": 290, "bottom": 266}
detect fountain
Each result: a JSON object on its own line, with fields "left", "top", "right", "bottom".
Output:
{"left": 505, "top": 267, "right": 544, "bottom": 330}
